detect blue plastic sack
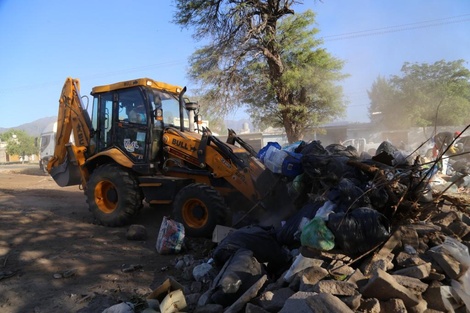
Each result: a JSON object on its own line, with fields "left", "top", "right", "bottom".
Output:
{"left": 281, "top": 151, "right": 303, "bottom": 177}
{"left": 257, "top": 142, "right": 282, "bottom": 162}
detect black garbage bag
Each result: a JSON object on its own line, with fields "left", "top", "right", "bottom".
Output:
{"left": 327, "top": 178, "right": 370, "bottom": 213}
{"left": 327, "top": 207, "right": 391, "bottom": 257}
{"left": 302, "top": 154, "right": 359, "bottom": 187}
{"left": 210, "top": 248, "right": 266, "bottom": 307}
{"left": 299, "top": 140, "right": 328, "bottom": 156}
{"left": 275, "top": 201, "right": 323, "bottom": 247}
{"left": 213, "top": 225, "right": 291, "bottom": 275}
{"left": 325, "top": 143, "right": 360, "bottom": 158}
{"left": 373, "top": 141, "right": 412, "bottom": 166}
{"left": 375, "top": 141, "right": 398, "bottom": 155}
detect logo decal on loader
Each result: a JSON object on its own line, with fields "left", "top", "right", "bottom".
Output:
{"left": 172, "top": 138, "right": 192, "bottom": 151}
{"left": 124, "top": 139, "right": 139, "bottom": 152}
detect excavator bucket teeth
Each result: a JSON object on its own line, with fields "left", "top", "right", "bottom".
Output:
{"left": 50, "top": 158, "right": 82, "bottom": 187}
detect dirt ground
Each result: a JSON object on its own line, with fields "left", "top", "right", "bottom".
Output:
{"left": 0, "top": 164, "right": 181, "bottom": 313}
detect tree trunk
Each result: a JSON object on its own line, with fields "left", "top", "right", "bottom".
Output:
{"left": 263, "top": 14, "right": 303, "bottom": 144}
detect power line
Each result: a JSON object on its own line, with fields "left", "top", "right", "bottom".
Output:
{"left": 322, "top": 14, "right": 470, "bottom": 41}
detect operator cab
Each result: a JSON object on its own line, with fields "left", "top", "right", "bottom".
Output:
{"left": 90, "top": 78, "right": 184, "bottom": 172}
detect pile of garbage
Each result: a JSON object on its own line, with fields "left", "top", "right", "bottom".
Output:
{"left": 105, "top": 140, "right": 470, "bottom": 313}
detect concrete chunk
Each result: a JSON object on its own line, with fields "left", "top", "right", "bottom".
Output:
{"left": 422, "top": 281, "right": 447, "bottom": 312}
{"left": 278, "top": 291, "right": 317, "bottom": 313}
{"left": 392, "top": 274, "right": 429, "bottom": 294}
{"left": 380, "top": 298, "right": 407, "bottom": 313}
{"left": 361, "top": 269, "right": 420, "bottom": 309}
{"left": 400, "top": 226, "right": 420, "bottom": 251}
{"left": 392, "top": 262, "right": 431, "bottom": 279}
{"left": 306, "top": 293, "right": 354, "bottom": 313}
{"left": 299, "top": 265, "right": 329, "bottom": 291}
{"left": 313, "top": 280, "right": 358, "bottom": 296}
{"left": 358, "top": 298, "right": 381, "bottom": 313}
{"left": 258, "top": 287, "right": 295, "bottom": 312}
{"left": 427, "top": 246, "right": 461, "bottom": 279}
{"left": 340, "top": 294, "right": 362, "bottom": 311}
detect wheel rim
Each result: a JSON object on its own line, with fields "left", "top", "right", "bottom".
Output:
{"left": 182, "top": 198, "right": 208, "bottom": 228}
{"left": 94, "top": 180, "right": 118, "bottom": 213}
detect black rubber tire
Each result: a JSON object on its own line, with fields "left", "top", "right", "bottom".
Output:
{"left": 85, "top": 163, "right": 142, "bottom": 226}
{"left": 172, "top": 183, "right": 230, "bottom": 238}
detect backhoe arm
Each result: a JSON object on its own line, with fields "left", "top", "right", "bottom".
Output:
{"left": 47, "top": 77, "right": 93, "bottom": 187}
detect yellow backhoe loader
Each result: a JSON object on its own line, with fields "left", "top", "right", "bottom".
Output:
{"left": 47, "top": 77, "right": 277, "bottom": 237}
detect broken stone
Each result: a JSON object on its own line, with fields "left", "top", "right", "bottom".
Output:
{"left": 358, "top": 297, "right": 381, "bottom": 313}
{"left": 395, "top": 252, "right": 427, "bottom": 268}
{"left": 380, "top": 298, "right": 407, "bottom": 313}
{"left": 392, "top": 275, "right": 429, "bottom": 294}
{"left": 283, "top": 254, "right": 324, "bottom": 283}
{"left": 359, "top": 228, "right": 401, "bottom": 277}
{"left": 400, "top": 226, "right": 420, "bottom": 251}
{"left": 257, "top": 287, "right": 295, "bottom": 312}
{"left": 192, "top": 262, "right": 214, "bottom": 283}
{"left": 126, "top": 224, "right": 147, "bottom": 241}
{"left": 426, "top": 271, "right": 446, "bottom": 281}
{"left": 190, "top": 281, "right": 202, "bottom": 293}
{"left": 404, "top": 244, "right": 417, "bottom": 254}
{"left": 408, "top": 296, "right": 428, "bottom": 313}
{"left": 461, "top": 213, "right": 470, "bottom": 226}
{"left": 412, "top": 223, "right": 441, "bottom": 235}
{"left": 447, "top": 220, "right": 470, "bottom": 238}
{"left": 312, "top": 280, "right": 358, "bottom": 296}
{"left": 361, "top": 252, "right": 395, "bottom": 276}
{"left": 427, "top": 246, "right": 462, "bottom": 279}
{"left": 422, "top": 281, "right": 447, "bottom": 312}
{"left": 361, "top": 269, "right": 420, "bottom": 309}
{"left": 328, "top": 259, "right": 356, "bottom": 278}
{"left": 298, "top": 266, "right": 329, "bottom": 291}
{"left": 185, "top": 292, "right": 201, "bottom": 308}
{"left": 306, "top": 293, "right": 354, "bottom": 313}
{"left": 278, "top": 291, "right": 317, "bottom": 313}
{"left": 339, "top": 293, "right": 362, "bottom": 311}
{"left": 224, "top": 274, "right": 268, "bottom": 313}
{"left": 346, "top": 268, "right": 366, "bottom": 286}
{"left": 392, "top": 262, "right": 431, "bottom": 279}
{"left": 431, "top": 211, "right": 459, "bottom": 227}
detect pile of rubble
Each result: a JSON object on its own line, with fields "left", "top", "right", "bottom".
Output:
{"left": 105, "top": 140, "right": 470, "bottom": 313}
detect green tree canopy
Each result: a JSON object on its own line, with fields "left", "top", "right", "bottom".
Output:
{"left": 174, "top": 1, "right": 347, "bottom": 142}
{"left": 368, "top": 59, "right": 470, "bottom": 129}
{"left": 0, "top": 130, "right": 37, "bottom": 157}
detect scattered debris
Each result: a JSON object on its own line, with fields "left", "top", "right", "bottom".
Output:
{"left": 53, "top": 268, "right": 77, "bottom": 279}
{"left": 103, "top": 139, "right": 470, "bottom": 312}
{"left": 0, "top": 270, "right": 16, "bottom": 281}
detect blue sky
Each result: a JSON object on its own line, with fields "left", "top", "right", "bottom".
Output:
{"left": 0, "top": 0, "right": 468, "bottom": 128}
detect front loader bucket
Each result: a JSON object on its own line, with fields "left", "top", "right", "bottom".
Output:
{"left": 49, "top": 157, "right": 82, "bottom": 187}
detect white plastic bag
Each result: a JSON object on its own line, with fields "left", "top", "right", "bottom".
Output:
{"left": 440, "top": 236, "right": 470, "bottom": 311}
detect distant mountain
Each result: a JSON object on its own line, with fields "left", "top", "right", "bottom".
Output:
{"left": 0, "top": 116, "right": 255, "bottom": 138}
{"left": 0, "top": 116, "right": 57, "bottom": 137}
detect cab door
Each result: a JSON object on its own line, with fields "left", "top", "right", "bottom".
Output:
{"left": 113, "top": 87, "right": 149, "bottom": 162}
{"left": 92, "top": 87, "right": 149, "bottom": 162}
